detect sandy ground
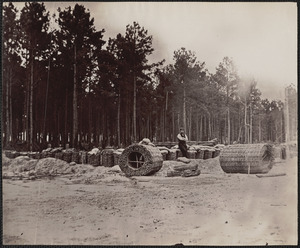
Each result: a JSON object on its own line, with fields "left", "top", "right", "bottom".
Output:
{"left": 2, "top": 157, "right": 298, "bottom": 245}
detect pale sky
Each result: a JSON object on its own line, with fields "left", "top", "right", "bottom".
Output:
{"left": 11, "top": 2, "right": 297, "bottom": 100}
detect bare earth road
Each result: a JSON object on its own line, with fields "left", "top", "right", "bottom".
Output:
{"left": 2, "top": 157, "right": 297, "bottom": 245}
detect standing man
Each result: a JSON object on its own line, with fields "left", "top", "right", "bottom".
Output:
{"left": 177, "top": 128, "right": 188, "bottom": 158}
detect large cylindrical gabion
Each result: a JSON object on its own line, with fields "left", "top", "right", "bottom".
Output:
{"left": 71, "top": 151, "right": 80, "bottom": 164}
{"left": 203, "top": 149, "right": 213, "bottom": 159}
{"left": 119, "top": 144, "right": 163, "bottom": 176}
{"left": 88, "top": 153, "right": 101, "bottom": 166}
{"left": 160, "top": 150, "right": 168, "bottom": 161}
{"left": 177, "top": 150, "right": 183, "bottom": 158}
{"left": 55, "top": 152, "right": 63, "bottom": 160}
{"left": 79, "top": 151, "right": 87, "bottom": 164}
{"left": 167, "top": 149, "right": 177, "bottom": 161}
{"left": 102, "top": 148, "right": 114, "bottom": 167}
{"left": 195, "top": 149, "right": 204, "bottom": 159}
{"left": 113, "top": 152, "right": 122, "bottom": 166}
{"left": 62, "top": 151, "right": 72, "bottom": 163}
{"left": 213, "top": 149, "right": 221, "bottom": 158}
{"left": 187, "top": 150, "right": 196, "bottom": 159}
{"left": 219, "top": 144, "right": 274, "bottom": 174}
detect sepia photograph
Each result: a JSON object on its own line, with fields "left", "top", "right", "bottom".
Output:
{"left": 2, "top": 1, "right": 297, "bottom": 245}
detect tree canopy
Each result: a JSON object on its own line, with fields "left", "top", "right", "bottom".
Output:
{"left": 2, "top": 2, "right": 292, "bottom": 151}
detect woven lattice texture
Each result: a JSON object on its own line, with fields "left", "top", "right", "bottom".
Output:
{"left": 167, "top": 149, "right": 177, "bottom": 161}
{"left": 187, "top": 150, "right": 196, "bottom": 159}
{"left": 195, "top": 150, "right": 204, "bottom": 159}
{"left": 102, "top": 149, "right": 114, "bottom": 167}
{"left": 119, "top": 144, "right": 163, "bottom": 176}
{"left": 55, "top": 152, "right": 63, "bottom": 160}
{"left": 87, "top": 153, "right": 101, "bottom": 166}
{"left": 79, "top": 151, "right": 87, "bottom": 164}
{"left": 113, "top": 152, "right": 122, "bottom": 165}
{"left": 219, "top": 144, "right": 274, "bottom": 174}
{"left": 62, "top": 152, "right": 72, "bottom": 163}
{"left": 204, "top": 150, "right": 213, "bottom": 160}
{"left": 71, "top": 152, "right": 80, "bottom": 164}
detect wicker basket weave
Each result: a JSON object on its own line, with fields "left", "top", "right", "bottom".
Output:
{"left": 79, "top": 151, "right": 87, "bottom": 164}
{"left": 55, "top": 152, "right": 63, "bottom": 160}
{"left": 87, "top": 153, "right": 101, "bottom": 166}
{"left": 62, "top": 152, "right": 72, "bottom": 163}
{"left": 204, "top": 149, "right": 213, "bottom": 159}
{"left": 213, "top": 149, "right": 221, "bottom": 158}
{"left": 167, "top": 149, "right": 177, "bottom": 161}
{"left": 71, "top": 152, "right": 80, "bottom": 164}
{"left": 177, "top": 150, "right": 183, "bottom": 158}
{"left": 113, "top": 151, "right": 122, "bottom": 165}
{"left": 102, "top": 148, "right": 114, "bottom": 167}
{"left": 195, "top": 150, "right": 204, "bottom": 159}
{"left": 219, "top": 144, "right": 274, "bottom": 174}
{"left": 187, "top": 150, "right": 196, "bottom": 159}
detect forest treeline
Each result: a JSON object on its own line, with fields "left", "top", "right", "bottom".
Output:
{"left": 2, "top": 2, "right": 291, "bottom": 151}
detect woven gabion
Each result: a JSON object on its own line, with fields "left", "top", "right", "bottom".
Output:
{"left": 102, "top": 148, "right": 114, "bottom": 167}
{"left": 219, "top": 144, "right": 274, "bottom": 174}
{"left": 119, "top": 144, "right": 163, "bottom": 177}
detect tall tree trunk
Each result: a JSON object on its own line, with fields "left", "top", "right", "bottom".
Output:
{"left": 208, "top": 115, "right": 212, "bottom": 140}
{"left": 6, "top": 69, "right": 10, "bottom": 145}
{"left": 72, "top": 44, "right": 78, "bottom": 148}
{"left": 133, "top": 73, "right": 137, "bottom": 143}
{"left": 227, "top": 107, "right": 230, "bottom": 144}
{"left": 172, "top": 110, "right": 175, "bottom": 141}
{"left": 196, "top": 113, "right": 199, "bottom": 141}
{"left": 258, "top": 114, "right": 261, "bottom": 142}
{"left": 9, "top": 69, "right": 13, "bottom": 142}
{"left": 30, "top": 51, "right": 34, "bottom": 151}
{"left": 177, "top": 112, "right": 180, "bottom": 134}
{"left": 64, "top": 89, "right": 68, "bottom": 145}
{"left": 250, "top": 104, "right": 253, "bottom": 143}
{"left": 183, "top": 81, "right": 187, "bottom": 131}
{"left": 244, "top": 102, "right": 248, "bottom": 144}
{"left": 199, "top": 115, "right": 203, "bottom": 141}
{"left": 188, "top": 107, "right": 192, "bottom": 140}
{"left": 226, "top": 76, "right": 230, "bottom": 144}
{"left": 117, "top": 89, "right": 121, "bottom": 147}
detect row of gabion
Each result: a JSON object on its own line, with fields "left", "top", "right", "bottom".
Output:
{"left": 161, "top": 148, "right": 221, "bottom": 161}
{"left": 4, "top": 149, "right": 116, "bottom": 167}
{"left": 4, "top": 147, "right": 220, "bottom": 166}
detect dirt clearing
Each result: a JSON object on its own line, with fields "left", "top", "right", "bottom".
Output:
{"left": 2, "top": 156, "right": 297, "bottom": 245}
